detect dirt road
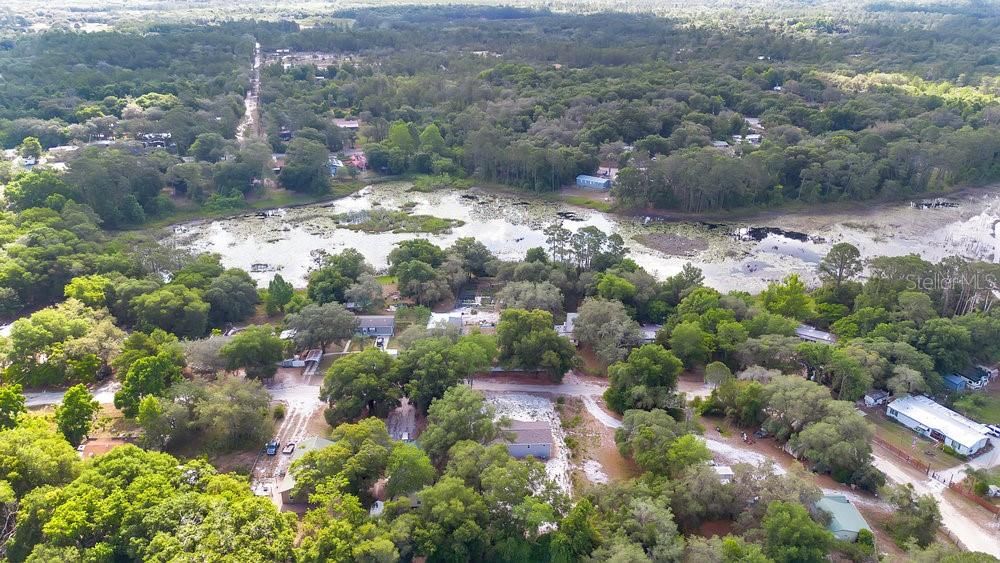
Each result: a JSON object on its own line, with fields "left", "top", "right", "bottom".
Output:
{"left": 25, "top": 380, "right": 119, "bottom": 407}
{"left": 873, "top": 449, "right": 1000, "bottom": 557}
{"left": 472, "top": 373, "right": 623, "bottom": 427}
{"left": 235, "top": 41, "right": 263, "bottom": 144}
{"left": 387, "top": 398, "right": 416, "bottom": 440}
{"left": 476, "top": 374, "right": 1000, "bottom": 555}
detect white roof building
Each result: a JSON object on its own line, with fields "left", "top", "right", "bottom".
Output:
{"left": 555, "top": 313, "right": 578, "bottom": 344}
{"left": 713, "top": 465, "right": 735, "bottom": 484}
{"left": 886, "top": 395, "right": 990, "bottom": 456}
{"left": 795, "top": 324, "right": 836, "bottom": 344}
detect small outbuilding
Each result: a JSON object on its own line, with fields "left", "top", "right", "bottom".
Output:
{"left": 863, "top": 389, "right": 890, "bottom": 407}
{"left": 816, "top": 494, "right": 872, "bottom": 542}
{"left": 555, "top": 312, "right": 578, "bottom": 345}
{"left": 639, "top": 324, "right": 661, "bottom": 344}
{"left": 713, "top": 465, "right": 735, "bottom": 484}
{"left": 943, "top": 373, "right": 968, "bottom": 392}
{"left": 795, "top": 324, "right": 836, "bottom": 344}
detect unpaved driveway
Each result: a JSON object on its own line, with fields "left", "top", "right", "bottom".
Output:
{"left": 472, "top": 373, "right": 622, "bottom": 428}
{"left": 873, "top": 449, "right": 1000, "bottom": 557}
{"left": 387, "top": 398, "right": 416, "bottom": 440}
{"left": 252, "top": 367, "right": 324, "bottom": 498}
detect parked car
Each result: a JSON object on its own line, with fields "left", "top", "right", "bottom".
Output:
{"left": 265, "top": 440, "right": 279, "bottom": 455}
{"left": 375, "top": 337, "right": 385, "bottom": 348}
{"left": 282, "top": 442, "right": 296, "bottom": 454}
{"left": 754, "top": 428, "right": 770, "bottom": 439}
{"left": 987, "top": 424, "right": 1000, "bottom": 438}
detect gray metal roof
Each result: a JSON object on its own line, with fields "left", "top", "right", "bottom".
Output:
{"left": 507, "top": 421, "right": 553, "bottom": 445}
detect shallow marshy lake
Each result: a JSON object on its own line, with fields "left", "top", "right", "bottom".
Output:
{"left": 167, "top": 183, "right": 1000, "bottom": 291}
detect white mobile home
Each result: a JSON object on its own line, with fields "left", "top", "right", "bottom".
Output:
{"left": 503, "top": 421, "right": 553, "bottom": 460}
{"left": 886, "top": 395, "right": 990, "bottom": 456}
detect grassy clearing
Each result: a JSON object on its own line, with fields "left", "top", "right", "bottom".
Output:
{"left": 562, "top": 195, "right": 614, "bottom": 212}
{"left": 952, "top": 393, "right": 1000, "bottom": 425}
{"left": 869, "top": 412, "right": 960, "bottom": 471}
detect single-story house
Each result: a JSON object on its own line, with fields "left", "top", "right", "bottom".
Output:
{"left": 503, "top": 421, "right": 553, "bottom": 460}
{"left": 816, "top": 494, "right": 872, "bottom": 542}
{"left": 555, "top": 312, "right": 578, "bottom": 345}
{"left": 713, "top": 465, "right": 735, "bottom": 484}
{"left": 710, "top": 140, "right": 730, "bottom": 149}
{"left": 745, "top": 134, "right": 763, "bottom": 145}
{"left": 795, "top": 324, "right": 836, "bottom": 344}
{"left": 863, "top": 389, "right": 890, "bottom": 407}
{"left": 356, "top": 315, "right": 395, "bottom": 338}
{"left": 278, "top": 436, "right": 335, "bottom": 505}
{"left": 576, "top": 174, "right": 611, "bottom": 190}
{"left": 886, "top": 395, "right": 991, "bottom": 456}
{"left": 943, "top": 373, "right": 968, "bottom": 392}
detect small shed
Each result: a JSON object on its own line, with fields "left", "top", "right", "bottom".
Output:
{"left": 639, "top": 324, "right": 661, "bottom": 344}
{"left": 863, "top": 389, "right": 890, "bottom": 407}
{"left": 816, "top": 494, "right": 872, "bottom": 542}
{"left": 713, "top": 465, "right": 735, "bottom": 484}
{"left": 356, "top": 315, "right": 395, "bottom": 337}
{"left": 795, "top": 324, "right": 836, "bottom": 344}
{"left": 504, "top": 421, "right": 553, "bottom": 460}
{"left": 555, "top": 312, "right": 578, "bottom": 345}
{"left": 943, "top": 374, "right": 968, "bottom": 392}
{"left": 576, "top": 175, "right": 611, "bottom": 190}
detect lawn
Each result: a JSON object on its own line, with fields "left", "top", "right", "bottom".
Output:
{"left": 562, "top": 194, "right": 614, "bottom": 212}
{"left": 869, "top": 411, "right": 961, "bottom": 471}
{"left": 952, "top": 393, "right": 1000, "bottom": 425}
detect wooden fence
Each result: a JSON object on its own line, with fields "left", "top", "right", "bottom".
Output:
{"left": 871, "top": 435, "right": 930, "bottom": 474}
{"left": 948, "top": 482, "right": 1000, "bottom": 517}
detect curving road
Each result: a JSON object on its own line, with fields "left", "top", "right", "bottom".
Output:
{"left": 473, "top": 374, "right": 1000, "bottom": 556}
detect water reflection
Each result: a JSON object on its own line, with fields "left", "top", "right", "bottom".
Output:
{"left": 167, "top": 184, "right": 1000, "bottom": 292}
